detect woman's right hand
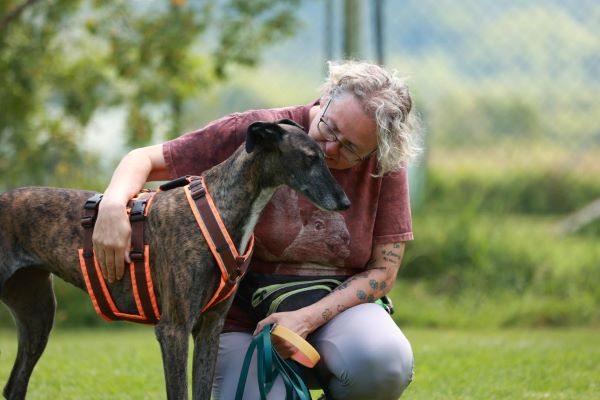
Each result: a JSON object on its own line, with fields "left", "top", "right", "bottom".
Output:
{"left": 92, "top": 198, "right": 132, "bottom": 283}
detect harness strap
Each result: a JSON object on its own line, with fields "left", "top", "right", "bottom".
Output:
{"left": 129, "top": 193, "right": 161, "bottom": 324}
{"left": 184, "top": 176, "right": 254, "bottom": 312}
{"left": 79, "top": 192, "right": 160, "bottom": 324}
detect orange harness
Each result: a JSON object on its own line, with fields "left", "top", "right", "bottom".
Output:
{"left": 78, "top": 176, "right": 254, "bottom": 325}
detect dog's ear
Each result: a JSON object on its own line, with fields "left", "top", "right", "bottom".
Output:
{"left": 246, "top": 121, "right": 285, "bottom": 153}
{"left": 275, "top": 118, "right": 305, "bottom": 131}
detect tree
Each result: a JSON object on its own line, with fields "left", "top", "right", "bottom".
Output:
{"left": 0, "top": 0, "right": 301, "bottom": 189}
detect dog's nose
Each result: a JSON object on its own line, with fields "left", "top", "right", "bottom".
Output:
{"left": 338, "top": 195, "right": 351, "bottom": 210}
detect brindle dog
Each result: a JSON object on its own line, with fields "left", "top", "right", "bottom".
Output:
{"left": 0, "top": 120, "right": 350, "bottom": 400}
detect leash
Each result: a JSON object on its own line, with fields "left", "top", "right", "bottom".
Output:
{"left": 236, "top": 324, "right": 318, "bottom": 400}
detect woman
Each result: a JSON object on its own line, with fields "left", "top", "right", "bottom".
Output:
{"left": 93, "top": 60, "right": 420, "bottom": 399}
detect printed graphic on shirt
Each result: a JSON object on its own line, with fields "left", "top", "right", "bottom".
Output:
{"left": 254, "top": 188, "right": 350, "bottom": 267}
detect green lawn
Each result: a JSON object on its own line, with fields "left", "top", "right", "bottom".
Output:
{"left": 0, "top": 328, "right": 598, "bottom": 399}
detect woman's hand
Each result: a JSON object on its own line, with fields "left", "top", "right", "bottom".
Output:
{"left": 92, "top": 198, "right": 132, "bottom": 283}
{"left": 91, "top": 144, "right": 169, "bottom": 284}
{"left": 254, "top": 309, "right": 315, "bottom": 359}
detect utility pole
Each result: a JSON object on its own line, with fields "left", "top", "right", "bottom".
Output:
{"left": 373, "top": 0, "right": 385, "bottom": 65}
{"left": 343, "top": 0, "right": 362, "bottom": 59}
{"left": 324, "top": 0, "right": 334, "bottom": 70}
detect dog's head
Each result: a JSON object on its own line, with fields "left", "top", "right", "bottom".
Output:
{"left": 246, "top": 119, "right": 350, "bottom": 211}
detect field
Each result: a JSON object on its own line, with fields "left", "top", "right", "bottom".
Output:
{"left": 1, "top": 145, "right": 599, "bottom": 399}
{"left": 1, "top": 327, "right": 599, "bottom": 399}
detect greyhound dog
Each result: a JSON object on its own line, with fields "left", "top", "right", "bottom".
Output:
{"left": 0, "top": 119, "right": 350, "bottom": 400}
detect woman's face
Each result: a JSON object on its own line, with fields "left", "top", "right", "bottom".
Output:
{"left": 308, "top": 92, "right": 378, "bottom": 170}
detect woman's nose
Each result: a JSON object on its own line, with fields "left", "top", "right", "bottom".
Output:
{"left": 324, "top": 141, "right": 340, "bottom": 156}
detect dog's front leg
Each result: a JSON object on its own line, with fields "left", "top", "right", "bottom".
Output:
{"left": 155, "top": 322, "right": 190, "bottom": 400}
{"left": 191, "top": 309, "right": 227, "bottom": 400}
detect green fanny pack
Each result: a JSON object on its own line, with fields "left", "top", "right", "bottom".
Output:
{"left": 237, "top": 272, "right": 394, "bottom": 320}
{"left": 251, "top": 277, "right": 344, "bottom": 317}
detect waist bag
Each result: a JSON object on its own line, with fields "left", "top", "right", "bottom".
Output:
{"left": 237, "top": 272, "right": 395, "bottom": 321}
{"left": 237, "top": 272, "right": 344, "bottom": 321}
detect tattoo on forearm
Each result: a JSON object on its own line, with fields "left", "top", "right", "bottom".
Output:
{"left": 334, "top": 270, "right": 374, "bottom": 292}
{"left": 322, "top": 308, "right": 333, "bottom": 322}
{"left": 382, "top": 248, "right": 402, "bottom": 263}
{"left": 337, "top": 304, "right": 347, "bottom": 312}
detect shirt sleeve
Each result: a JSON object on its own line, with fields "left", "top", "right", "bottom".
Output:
{"left": 162, "top": 113, "right": 244, "bottom": 178}
{"left": 372, "top": 168, "right": 414, "bottom": 244}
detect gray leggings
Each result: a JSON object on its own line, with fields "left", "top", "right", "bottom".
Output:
{"left": 212, "top": 303, "right": 414, "bottom": 400}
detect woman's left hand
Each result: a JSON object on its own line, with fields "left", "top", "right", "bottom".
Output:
{"left": 254, "top": 309, "right": 315, "bottom": 359}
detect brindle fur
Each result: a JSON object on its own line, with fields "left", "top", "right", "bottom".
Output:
{"left": 0, "top": 120, "right": 350, "bottom": 400}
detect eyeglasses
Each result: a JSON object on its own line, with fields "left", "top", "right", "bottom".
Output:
{"left": 317, "top": 97, "right": 376, "bottom": 164}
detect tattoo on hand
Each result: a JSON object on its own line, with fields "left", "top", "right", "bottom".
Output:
{"left": 356, "top": 290, "right": 367, "bottom": 301}
{"left": 367, "top": 295, "right": 375, "bottom": 302}
{"left": 379, "top": 281, "right": 387, "bottom": 290}
{"left": 337, "top": 304, "right": 347, "bottom": 312}
{"left": 369, "top": 279, "right": 378, "bottom": 289}
{"left": 322, "top": 308, "right": 333, "bottom": 322}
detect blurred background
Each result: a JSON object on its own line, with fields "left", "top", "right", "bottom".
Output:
{"left": 1, "top": 0, "right": 599, "bottom": 330}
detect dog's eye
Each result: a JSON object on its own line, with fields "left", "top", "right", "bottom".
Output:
{"left": 302, "top": 154, "right": 318, "bottom": 168}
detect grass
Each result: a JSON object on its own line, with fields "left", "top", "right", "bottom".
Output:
{"left": 1, "top": 327, "right": 599, "bottom": 399}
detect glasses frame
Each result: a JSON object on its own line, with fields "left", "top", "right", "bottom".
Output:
{"left": 317, "top": 97, "right": 376, "bottom": 164}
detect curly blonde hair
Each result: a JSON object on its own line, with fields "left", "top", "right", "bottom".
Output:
{"left": 320, "top": 60, "right": 422, "bottom": 176}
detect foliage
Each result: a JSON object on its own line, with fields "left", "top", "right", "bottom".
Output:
{"left": 391, "top": 147, "right": 600, "bottom": 328}
{"left": 0, "top": 0, "right": 301, "bottom": 190}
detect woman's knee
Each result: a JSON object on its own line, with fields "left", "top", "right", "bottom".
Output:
{"left": 322, "top": 324, "right": 414, "bottom": 399}
{"left": 350, "top": 334, "right": 414, "bottom": 397}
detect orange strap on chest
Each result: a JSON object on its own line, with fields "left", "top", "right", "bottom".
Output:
{"left": 184, "top": 176, "right": 254, "bottom": 312}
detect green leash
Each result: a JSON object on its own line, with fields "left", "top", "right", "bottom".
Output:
{"left": 235, "top": 324, "right": 312, "bottom": 400}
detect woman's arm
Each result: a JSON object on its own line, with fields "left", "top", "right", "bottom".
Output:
{"left": 93, "top": 144, "right": 169, "bottom": 283}
{"left": 254, "top": 241, "right": 405, "bottom": 357}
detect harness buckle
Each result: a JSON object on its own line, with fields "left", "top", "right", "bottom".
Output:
{"left": 81, "top": 215, "right": 95, "bottom": 228}
{"left": 130, "top": 200, "right": 146, "bottom": 222}
{"left": 190, "top": 182, "right": 206, "bottom": 200}
{"left": 129, "top": 250, "right": 144, "bottom": 261}
{"left": 84, "top": 193, "right": 104, "bottom": 210}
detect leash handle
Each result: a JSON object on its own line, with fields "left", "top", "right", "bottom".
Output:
{"left": 235, "top": 325, "right": 312, "bottom": 400}
{"left": 271, "top": 324, "right": 320, "bottom": 368}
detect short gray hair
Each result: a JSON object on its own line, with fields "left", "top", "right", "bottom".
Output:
{"left": 320, "top": 60, "right": 422, "bottom": 176}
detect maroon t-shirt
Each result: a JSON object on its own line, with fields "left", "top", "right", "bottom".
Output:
{"left": 163, "top": 102, "right": 413, "bottom": 331}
